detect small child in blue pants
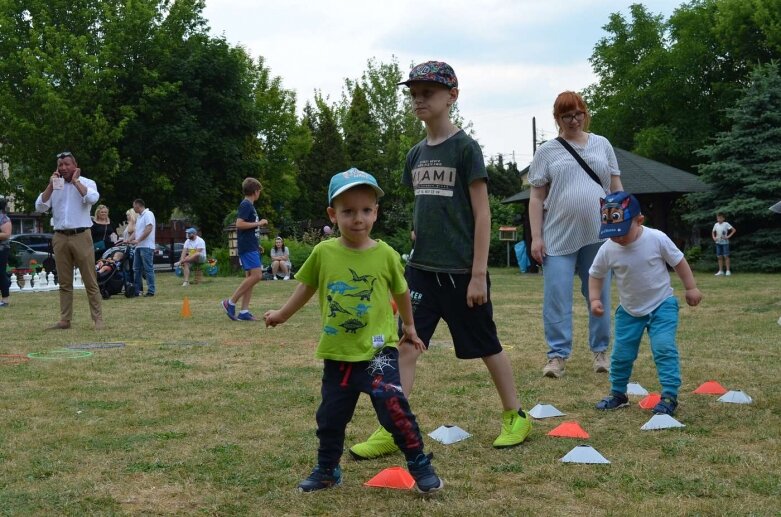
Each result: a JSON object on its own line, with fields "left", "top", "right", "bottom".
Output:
{"left": 588, "top": 192, "right": 702, "bottom": 416}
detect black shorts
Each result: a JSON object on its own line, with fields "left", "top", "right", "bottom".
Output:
{"left": 405, "top": 266, "right": 502, "bottom": 359}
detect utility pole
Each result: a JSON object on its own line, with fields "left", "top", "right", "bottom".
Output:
{"left": 532, "top": 116, "right": 537, "bottom": 155}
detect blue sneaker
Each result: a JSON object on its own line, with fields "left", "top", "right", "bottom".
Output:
{"left": 221, "top": 299, "right": 237, "bottom": 321}
{"left": 298, "top": 465, "right": 342, "bottom": 492}
{"left": 407, "top": 453, "right": 443, "bottom": 494}
{"left": 238, "top": 311, "right": 258, "bottom": 321}
{"left": 652, "top": 396, "right": 678, "bottom": 416}
{"left": 595, "top": 392, "right": 629, "bottom": 410}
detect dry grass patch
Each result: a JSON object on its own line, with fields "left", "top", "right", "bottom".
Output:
{"left": 0, "top": 270, "right": 779, "bottom": 515}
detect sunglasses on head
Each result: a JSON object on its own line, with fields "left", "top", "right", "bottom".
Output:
{"left": 57, "top": 151, "right": 73, "bottom": 159}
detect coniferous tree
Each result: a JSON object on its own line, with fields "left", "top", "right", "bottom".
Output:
{"left": 685, "top": 62, "right": 781, "bottom": 271}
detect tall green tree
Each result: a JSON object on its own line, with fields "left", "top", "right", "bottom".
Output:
{"left": 0, "top": 0, "right": 273, "bottom": 244}
{"left": 343, "top": 85, "right": 381, "bottom": 174}
{"left": 585, "top": 0, "right": 781, "bottom": 170}
{"left": 293, "top": 96, "right": 349, "bottom": 225}
{"left": 685, "top": 62, "right": 781, "bottom": 271}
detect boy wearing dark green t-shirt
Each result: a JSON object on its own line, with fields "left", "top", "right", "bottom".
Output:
{"left": 264, "top": 168, "right": 442, "bottom": 494}
{"left": 350, "top": 61, "right": 531, "bottom": 460}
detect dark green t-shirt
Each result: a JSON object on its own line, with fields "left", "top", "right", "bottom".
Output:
{"left": 402, "top": 130, "right": 487, "bottom": 273}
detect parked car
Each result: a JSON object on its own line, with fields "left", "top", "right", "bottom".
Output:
{"left": 8, "top": 240, "right": 51, "bottom": 271}
{"left": 9, "top": 233, "right": 54, "bottom": 254}
{"left": 153, "top": 243, "right": 172, "bottom": 270}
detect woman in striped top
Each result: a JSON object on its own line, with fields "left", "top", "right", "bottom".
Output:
{"left": 528, "top": 91, "right": 623, "bottom": 379}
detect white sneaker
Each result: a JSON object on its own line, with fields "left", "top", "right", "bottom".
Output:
{"left": 725, "top": 270, "right": 731, "bottom": 276}
{"left": 542, "top": 357, "right": 566, "bottom": 378}
{"left": 283, "top": 275, "right": 290, "bottom": 280}
{"left": 593, "top": 351, "right": 609, "bottom": 373}
{"left": 715, "top": 271, "right": 724, "bottom": 276}
{"left": 182, "top": 281, "right": 189, "bottom": 287}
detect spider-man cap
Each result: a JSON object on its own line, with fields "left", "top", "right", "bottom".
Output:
{"left": 599, "top": 191, "right": 642, "bottom": 238}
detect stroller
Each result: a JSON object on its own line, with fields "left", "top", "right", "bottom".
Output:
{"left": 96, "top": 244, "right": 135, "bottom": 299}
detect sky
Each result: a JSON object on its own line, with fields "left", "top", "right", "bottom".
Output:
{"left": 202, "top": 0, "right": 683, "bottom": 168}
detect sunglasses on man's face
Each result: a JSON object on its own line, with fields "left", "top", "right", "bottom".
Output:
{"left": 57, "top": 151, "right": 73, "bottom": 159}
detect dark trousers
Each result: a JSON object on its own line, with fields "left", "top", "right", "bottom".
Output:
{"left": 316, "top": 347, "right": 425, "bottom": 468}
{"left": 0, "top": 247, "right": 9, "bottom": 297}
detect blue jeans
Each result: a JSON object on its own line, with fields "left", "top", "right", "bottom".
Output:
{"left": 543, "top": 242, "right": 610, "bottom": 359}
{"left": 610, "top": 297, "right": 681, "bottom": 398}
{"left": 133, "top": 247, "right": 155, "bottom": 295}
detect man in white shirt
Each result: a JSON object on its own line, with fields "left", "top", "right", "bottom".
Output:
{"left": 35, "top": 151, "right": 103, "bottom": 330}
{"left": 175, "top": 227, "right": 206, "bottom": 286}
{"left": 130, "top": 198, "right": 156, "bottom": 296}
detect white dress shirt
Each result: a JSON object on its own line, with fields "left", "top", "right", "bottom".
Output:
{"left": 35, "top": 176, "right": 99, "bottom": 230}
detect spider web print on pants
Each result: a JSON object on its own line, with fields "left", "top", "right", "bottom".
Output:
{"left": 367, "top": 352, "right": 396, "bottom": 376}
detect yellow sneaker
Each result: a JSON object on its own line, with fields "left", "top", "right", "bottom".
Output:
{"left": 492, "top": 409, "right": 532, "bottom": 448}
{"left": 348, "top": 426, "right": 399, "bottom": 460}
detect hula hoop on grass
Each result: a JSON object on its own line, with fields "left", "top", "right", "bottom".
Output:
{"left": 27, "top": 349, "right": 93, "bottom": 360}
{"left": 0, "top": 354, "right": 31, "bottom": 365}
{"left": 66, "top": 342, "right": 126, "bottom": 350}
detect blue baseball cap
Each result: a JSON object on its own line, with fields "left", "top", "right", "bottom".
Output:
{"left": 599, "top": 191, "right": 642, "bottom": 238}
{"left": 186, "top": 227, "right": 197, "bottom": 235}
{"left": 328, "top": 168, "right": 384, "bottom": 204}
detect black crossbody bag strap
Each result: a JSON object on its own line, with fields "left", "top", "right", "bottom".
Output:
{"left": 556, "top": 136, "right": 603, "bottom": 187}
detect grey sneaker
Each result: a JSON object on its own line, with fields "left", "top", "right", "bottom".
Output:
{"left": 593, "top": 351, "right": 609, "bottom": 373}
{"left": 542, "top": 357, "right": 565, "bottom": 378}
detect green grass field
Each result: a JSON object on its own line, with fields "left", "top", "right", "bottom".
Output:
{"left": 1, "top": 269, "right": 779, "bottom": 516}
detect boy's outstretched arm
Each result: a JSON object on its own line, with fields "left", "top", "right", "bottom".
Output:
{"left": 674, "top": 258, "right": 702, "bottom": 307}
{"left": 467, "top": 179, "right": 490, "bottom": 308}
{"left": 264, "top": 283, "right": 317, "bottom": 327}
{"left": 588, "top": 276, "right": 606, "bottom": 316}
{"left": 392, "top": 290, "right": 425, "bottom": 352}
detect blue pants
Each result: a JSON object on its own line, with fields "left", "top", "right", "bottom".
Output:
{"left": 610, "top": 297, "right": 681, "bottom": 398}
{"left": 543, "top": 242, "right": 611, "bottom": 358}
{"left": 133, "top": 247, "right": 156, "bottom": 295}
{"left": 316, "top": 348, "right": 424, "bottom": 468}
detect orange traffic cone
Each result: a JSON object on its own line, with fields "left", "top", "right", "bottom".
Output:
{"left": 180, "top": 296, "right": 192, "bottom": 318}
{"left": 548, "top": 421, "right": 590, "bottom": 439}
{"left": 639, "top": 393, "right": 661, "bottom": 409}
{"left": 693, "top": 380, "right": 727, "bottom": 395}
{"left": 364, "top": 467, "right": 415, "bottom": 490}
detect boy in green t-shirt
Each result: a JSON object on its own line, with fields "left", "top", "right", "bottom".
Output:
{"left": 264, "top": 168, "right": 443, "bottom": 494}
{"left": 350, "top": 61, "right": 531, "bottom": 460}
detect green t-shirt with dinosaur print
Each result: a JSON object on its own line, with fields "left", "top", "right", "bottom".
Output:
{"left": 295, "top": 238, "right": 407, "bottom": 362}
